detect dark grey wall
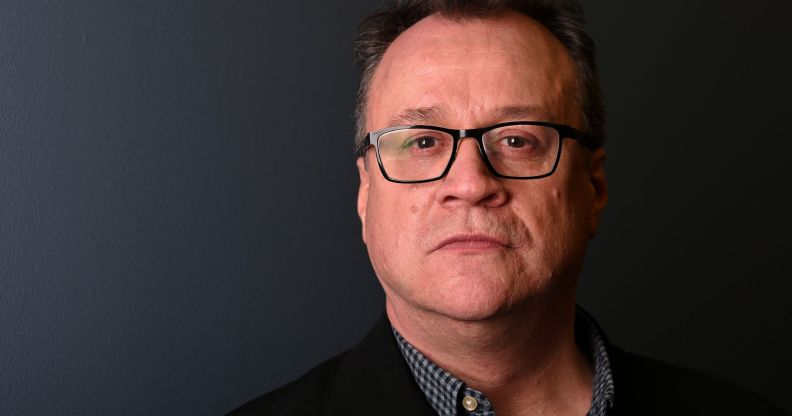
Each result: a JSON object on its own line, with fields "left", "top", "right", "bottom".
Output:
{"left": 1, "top": 1, "right": 790, "bottom": 414}
{"left": 579, "top": 2, "right": 792, "bottom": 412}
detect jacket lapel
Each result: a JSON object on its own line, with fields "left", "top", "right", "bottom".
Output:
{"left": 327, "top": 314, "right": 436, "bottom": 415}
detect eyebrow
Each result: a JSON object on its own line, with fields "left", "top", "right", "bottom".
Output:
{"left": 493, "top": 104, "right": 546, "bottom": 121}
{"left": 387, "top": 104, "right": 547, "bottom": 127}
{"left": 389, "top": 106, "right": 443, "bottom": 126}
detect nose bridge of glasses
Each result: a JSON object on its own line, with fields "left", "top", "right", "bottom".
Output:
{"left": 457, "top": 127, "right": 482, "bottom": 137}
{"left": 455, "top": 128, "right": 485, "bottom": 153}
{"left": 449, "top": 130, "right": 492, "bottom": 175}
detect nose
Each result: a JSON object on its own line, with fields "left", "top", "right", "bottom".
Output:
{"left": 435, "top": 137, "right": 508, "bottom": 207}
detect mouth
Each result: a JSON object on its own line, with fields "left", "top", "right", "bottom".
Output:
{"left": 433, "top": 234, "right": 511, "bottom": 253}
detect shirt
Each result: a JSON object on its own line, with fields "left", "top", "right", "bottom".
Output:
{"left": 392, "top": 307, "right": 615, "bottom": 416}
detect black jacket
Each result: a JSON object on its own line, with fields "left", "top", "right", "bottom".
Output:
{"left": 229, "top": 315, "right": 788, "bottom": 415}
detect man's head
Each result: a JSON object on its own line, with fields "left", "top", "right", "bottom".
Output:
{"left": 354, "top": 1, "right": 607, "bottom": 323}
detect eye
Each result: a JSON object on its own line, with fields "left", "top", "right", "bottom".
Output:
{"left": 505, "top": 136, "right": 526, "bottom": 148}
{"left": 487, "top": 129, "right": 545, "bottom": 157}
{"left": 415, "top": 136, "right": 437, "bottom": 149}
{"left": 388, "top": 130, "right": 449, "bottom": 154}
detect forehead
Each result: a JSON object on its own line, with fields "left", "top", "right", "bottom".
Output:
{"left": 367, "top": 11, "right": 580, "bottom": 130}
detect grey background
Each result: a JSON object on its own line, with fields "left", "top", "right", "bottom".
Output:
{"left": 1, "top": 0, "right": 790, "bottom": 414}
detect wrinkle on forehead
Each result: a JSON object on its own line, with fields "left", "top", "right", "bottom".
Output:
{"left": 367, "top": 11, "right": 581, "bottom": 131}
{"left": 389, "top": 104, "right": 550, "bottom": 128}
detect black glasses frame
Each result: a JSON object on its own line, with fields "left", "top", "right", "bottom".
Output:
{"left": 360, "top": 121, "right": 595, "bottom": 184}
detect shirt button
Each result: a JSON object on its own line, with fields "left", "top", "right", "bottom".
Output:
{"left": 462, "top": 395, "right": 478, "bottom": 412}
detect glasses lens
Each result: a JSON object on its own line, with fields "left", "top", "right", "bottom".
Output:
{"left": 377, "top": 128, "right": 454, "bottom": 181}
{"left": 483, "top": 124, "right": 560, "bottom": 177}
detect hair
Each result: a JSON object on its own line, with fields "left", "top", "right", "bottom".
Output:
{"left": 352, "top": 0, "right": 605, "bottom": 156}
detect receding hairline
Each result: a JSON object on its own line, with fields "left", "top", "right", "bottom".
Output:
{"left": 366, "top": 12, "right": 581, "bottom": 131}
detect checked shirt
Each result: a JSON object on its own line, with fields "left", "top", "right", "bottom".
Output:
{"left": 392, "top": 307, "right": 615, "bottom": 416}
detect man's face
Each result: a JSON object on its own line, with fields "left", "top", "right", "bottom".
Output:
{"left": 357, "top": 12, "right": 607, "bottom": 322}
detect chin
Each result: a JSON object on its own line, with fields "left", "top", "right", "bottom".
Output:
{"left": 419, "top": 277, "right": 514, "bottom": 322}
{"left": 430, "top": 304, "right": 504, "bottom": 322}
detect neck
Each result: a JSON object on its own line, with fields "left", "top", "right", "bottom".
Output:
{"left": 386, "top": 293, "right": 593, "bottom": 416}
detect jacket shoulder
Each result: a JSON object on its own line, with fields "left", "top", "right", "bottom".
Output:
{"left": 610, "top": 347, "right": 789, "bottom": 415}
{"left": 227, "top": 351, "right": 348, "bottom": 416}
{"left": 226, "top": 313, "right": 433, "bottom": 416}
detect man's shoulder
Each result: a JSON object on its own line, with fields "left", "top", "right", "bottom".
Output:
{"left": 609, "top": 347, "right": 788, "bottom": 415}
{"left": 227, "top": 350, "right": 348, "bottom": 415}
{"left": 226, "top": 314, "right": 434, "bottom": 416}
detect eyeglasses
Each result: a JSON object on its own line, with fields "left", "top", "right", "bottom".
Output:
{"left": 361, "top": 121, "right": 595, "bottom": 184}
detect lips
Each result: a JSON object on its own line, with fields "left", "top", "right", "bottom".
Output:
{"left": 433, "top": 234, "right": 510, "bottom": 252}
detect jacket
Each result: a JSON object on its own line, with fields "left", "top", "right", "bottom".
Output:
{"left": 229, "top": 314, "right": 789, "bottom": 415}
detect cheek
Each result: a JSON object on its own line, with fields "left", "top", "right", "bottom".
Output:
{"left": 510, "top": 175, "right": 590, "bottom": 264}
{"left": 543, "top": 168, "right": 596, "bottom": 263}
{"left": 512, "top": 187, "right": 560, "bottom": 247}
{"left": 364, "top": 182, "right": 434, "bottom": 275}
{"left": 367, "top": 179, "right": 434, "bottom": 226}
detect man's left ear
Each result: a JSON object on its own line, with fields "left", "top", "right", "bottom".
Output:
{"left": 587, "top": 148, "right": 608, "bottom": 237}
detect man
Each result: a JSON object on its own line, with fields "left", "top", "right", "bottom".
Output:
{"left": 231, "top": 1, "right": 788, "bottom": 414}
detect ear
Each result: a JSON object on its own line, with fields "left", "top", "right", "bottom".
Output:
{"left": 356, "top": 156, "right": 370, "bottom": 244}
{"left": 587, "top": 148, "right": 608, "bottom": 237}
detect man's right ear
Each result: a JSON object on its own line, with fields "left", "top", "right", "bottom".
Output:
{"left": 356, "top": 156, "right": 369, "bottom": 244}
